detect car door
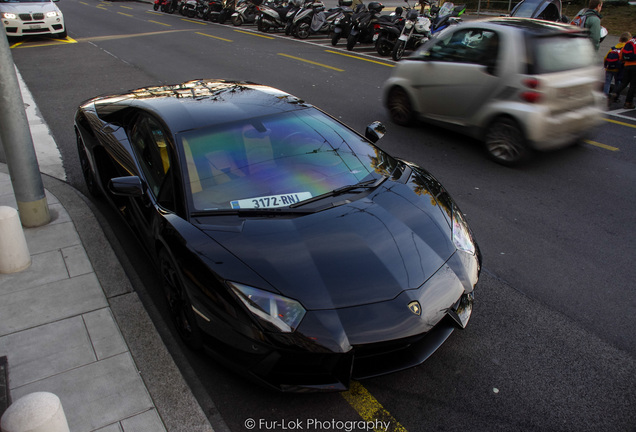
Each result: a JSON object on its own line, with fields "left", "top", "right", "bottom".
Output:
{"left": 409, "top": 27, "right": 501, "bottom": 123}
{"left": 126, "top": 113, "right": 179, "bottom": 251}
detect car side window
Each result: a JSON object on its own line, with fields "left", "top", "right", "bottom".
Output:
{"left": 429, "top": 28, "right": 499, "bottom": 69}
{"left": 129, "top": 114, "right": 176, "bottom": 210}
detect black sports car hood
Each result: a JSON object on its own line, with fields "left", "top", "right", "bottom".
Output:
{"left": 198, "top": 178, "right": 457, "bottom": 311}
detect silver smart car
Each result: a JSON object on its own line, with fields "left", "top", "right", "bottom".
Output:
{"left": 383, "top": 17, "right": 605, "bottom": 165}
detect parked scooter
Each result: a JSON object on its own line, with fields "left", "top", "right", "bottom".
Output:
{"left": 346, "top": 1, "right": 385, "bottom": 51}
{"left": 372, "top": 6, "right": 404, "bottom": 55}
{"left": 231, "top": 0, "right": 260, "bottom": 26}
{"left": 257, "top": 0, "right": 296, "bottom": 32}
{"left": 292, "top": 0, "right": 346, "bottom": 39}
{"left": 218, "top": 0, "right": 236, "bottom": 23}
{"left": 181, "top": 0, "right": 198, "bottom": 17}
{"left": 203, "top": 0, "right": 224, "bottom": 21}
{"left": 330, "top": 0, "right": 358, "bottom": 46}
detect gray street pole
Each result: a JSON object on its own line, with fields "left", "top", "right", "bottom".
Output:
{"left": 0, "top": 31, "right": 50, "bottom": 227}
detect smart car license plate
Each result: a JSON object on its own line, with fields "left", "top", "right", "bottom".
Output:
{"left": 231, "top": 192, "right": 312, "bottom": 209}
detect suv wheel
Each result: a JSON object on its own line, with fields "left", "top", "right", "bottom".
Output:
{"left": 484, "top": 117, "right": 530, "bottom": 165}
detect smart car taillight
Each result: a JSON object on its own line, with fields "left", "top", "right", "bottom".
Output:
{"left": 521, "top": 78, "right": 541, "bottom": 103}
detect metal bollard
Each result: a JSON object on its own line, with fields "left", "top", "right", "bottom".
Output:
{"left": 1, "top": 392, "right": 70, "bottom": 432}
{"left": 0, "top": 206, "right": 31, "bottom": 274}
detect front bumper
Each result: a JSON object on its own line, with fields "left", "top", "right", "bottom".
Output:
{"left": 196, "top": 250, "right": 480, "bottom": 392}
{"left": 2, "top": 15, "right": 65, "bottom": 37}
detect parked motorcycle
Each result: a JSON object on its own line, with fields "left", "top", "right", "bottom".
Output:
{"left": 428, "top": 1, "right": 464, "bottom": 34}
{"left": 218, "top": 0, "right": 236, "bottom": 23}
{"left": 391, "top": 6, "right": 430, "bottom": 60}
{"left": 154, "top": 0, "right": 161, "bottom": 11}
{"left": 180, "top": 0, "right": 198, "bottom": 17}
{"left": 231, "top": 0, "right": 260, "bottom": 26}
{"left": 346, "top": 1, "right": 385, "bottom": 51}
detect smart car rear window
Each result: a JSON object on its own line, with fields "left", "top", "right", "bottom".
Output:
{"left": 528, "top": 35, "right": 597, "bottom": 74}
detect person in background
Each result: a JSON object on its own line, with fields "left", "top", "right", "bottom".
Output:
{"left": 582, "top": 0, "right": 603, "bottom": 51}
{"left": 604, "top": 32, "right": 631, "bottom": 104}
{"left": 613, "top": 34, "right": 636, "bottom": 109}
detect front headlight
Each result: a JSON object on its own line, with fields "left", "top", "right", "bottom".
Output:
{"left": 45, "top": 11, "right": 59, "bottom": 18}
{"left": 229, "top": 282, "right": 306, "bottom": 333}
{"left": 2, "top": 12, "right": 17, "bottom": 19}
{"left": 451, "top": 204, "right": 476, "bottom": 255}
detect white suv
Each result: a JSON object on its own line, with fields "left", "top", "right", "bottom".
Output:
{"left": 383, "top": 17, "right": 605, "bottom": 165}
{"left": 1, "top": 0, "right": 66, "bottom": 39}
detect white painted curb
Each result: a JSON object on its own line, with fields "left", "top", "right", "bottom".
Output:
{"left": 0, "top": 206, "right": 31, "bottom": 274}
{"left": 0, "top": 392, "right": 69, "bottom": 432}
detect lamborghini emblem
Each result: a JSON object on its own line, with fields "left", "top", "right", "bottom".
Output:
{"left": 408, "top": 301, "right": 421, "bottom": 316}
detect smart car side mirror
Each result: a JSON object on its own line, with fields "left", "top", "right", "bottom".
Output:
{"left": 108, "top": 176, "right": 145, "bottom": 197}
{"left": 365, "top": 121, "right": 386, "bottom": 143}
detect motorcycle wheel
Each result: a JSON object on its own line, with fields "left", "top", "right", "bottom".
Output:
{"left": 167, "top": 3, "right": 176, "bottom": 13}
{"left": 331, "top": 32, "right": 340, "bottom": 46}
{"left": 346, "top": 33, "right": 358, "bottom": 51}
{"left": 392, "top": 39, "right": 406, "bottom": 61}
{"left": 153, "top": 3, "right": 159, "bottom": 10}
{"left": 258, "top": 19, "right": 270, "bottom": 32}
{"left": 218, "top": 10, "right": 228, "bottom": 23}
{"left": 376, "top": 36, "right": 392, "bottom": 56}
{"left": 296, "top": 22, "right": 310, "bottom": 39}
{"left": 232, "top": 15, "right": 243, "bottom": 26}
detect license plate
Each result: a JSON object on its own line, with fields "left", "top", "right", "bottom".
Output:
{"left": 29, "top": 24, "right": 42, "bottom": 29}
{"left": 231, "top": 192, "right": 313, "bottom": 209}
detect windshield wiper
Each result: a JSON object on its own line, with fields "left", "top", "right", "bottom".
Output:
{"left": 289, "top": 175, "right": 388, "bottom": 209}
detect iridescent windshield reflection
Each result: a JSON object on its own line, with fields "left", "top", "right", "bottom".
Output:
{"left": 178, "top": 109, "right": 394, "bottom": 211}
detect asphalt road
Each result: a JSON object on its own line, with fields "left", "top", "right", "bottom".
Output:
{"left": 5, "top": 1, "right": 636, "bottom": 430}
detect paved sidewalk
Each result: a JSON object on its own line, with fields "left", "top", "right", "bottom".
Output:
{"left": 0, "top": 164, "right": 214, "bottom": 432}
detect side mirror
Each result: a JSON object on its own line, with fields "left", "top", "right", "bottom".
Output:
{"left": 108, "top": 176, "right": 145, "bottom": 197}
{"left": 365, "top": 121, "right": 386, "bottom": 143}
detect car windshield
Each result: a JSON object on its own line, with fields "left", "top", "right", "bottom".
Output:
{"left": 530, "top": 35, "right": 597, "bottom": 73}
{"left": 178, "top": 109, "right": 397, "bottom": 212}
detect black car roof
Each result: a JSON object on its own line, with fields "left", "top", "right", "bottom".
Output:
{"left": 88, "top": 79, "right": 312, "bottom": 134}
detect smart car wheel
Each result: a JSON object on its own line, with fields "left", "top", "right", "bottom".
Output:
{"left": 159, "top": 250, "right": 203, "bottom": 351}
{"left": 76, "top": 134, "right": 102, "bottom": 198}
{"left": 484, "top": 117, "right": 530, "bottom": 166}
{"left": 387, "top": 87, "right": 415, "bottom": 126}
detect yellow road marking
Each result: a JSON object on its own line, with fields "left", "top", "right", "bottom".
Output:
{"left": 10, "top": 36, "right": 77, "bottom": 48}
{"left": 326, "top": 49, "right": 395, "bottom": 67}
{"left": 196, "top": 32, "right": 232, "bottom": 42}
{"left": 149, "top": 20, "right": 172, "bottom": 26}
{"left": 117, "top": 12, "right": 133, "bottom": 17}
{"left": 278, "top": 53, "right": 344, "bottom": 71}
{"left": 342, "top": 381, "right": 408, "bottom": 432}
{"left": 584, "top": 140, "right": 619, "bottom": 151}
{"left": 181, "top": 18, "right": 207, "bottom": 25}
{"left": 603, "top": 117, "right": 636, "bottom": 129}
{"left": 234, "top": 29, "right": 274, "bottom": 39}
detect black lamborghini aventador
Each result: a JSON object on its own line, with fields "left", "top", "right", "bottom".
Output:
{"left": 74, "top": 79, "right": 481, "bottom": 392}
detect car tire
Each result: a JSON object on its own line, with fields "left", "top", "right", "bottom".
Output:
{"left": 159, "top": 249, "right": 204, "bottom": 351}
{"left": 386, "top": 87, "right": 415, "bottom": 126}
{"left": 484, "top": 116, "right": 531, "bottom": 166}
{"left": 76, "top": 134, "right": 102, "bottom": 198}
